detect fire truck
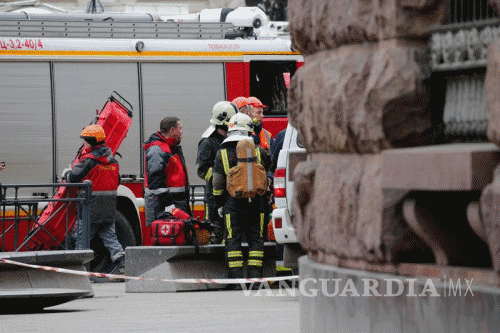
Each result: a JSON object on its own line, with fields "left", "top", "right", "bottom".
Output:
{"left": 0, "top": 7, "right": 303, "bottom": 270}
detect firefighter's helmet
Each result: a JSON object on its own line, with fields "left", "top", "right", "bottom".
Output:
{"left": 228, "top": 113, "right": 253, "bottom": 133}
{"left": 210, "top": 101, "right": 238, "bottom": 125}
{"left": 80, "top": 124, "right": 106, "bottom": 143}
{"left": 231, "top": 96, "right": 250, "bottom": 109}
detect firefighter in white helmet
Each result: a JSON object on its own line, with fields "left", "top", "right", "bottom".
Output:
{"left": 196, "top": 101, "right": 238, "bottom": 244}
{"left": 212, "top": 113, "right": 270, "bottom": 289}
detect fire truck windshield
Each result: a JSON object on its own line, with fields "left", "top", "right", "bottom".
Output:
{"left": 249, "top": 60, "right": 297, "bottom": 117}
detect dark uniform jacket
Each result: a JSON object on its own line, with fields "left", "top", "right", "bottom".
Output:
{"left": 212, "top": 137, "right": 270, "bottom": 213}
{"left": 196, "top": 131, "right": 225, "bottom": 182}
{"left": 197, "top": 130, "right": 225, "bottom": 221}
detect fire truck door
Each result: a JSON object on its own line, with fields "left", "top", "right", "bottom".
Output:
{"left": 0, "top": 62, "right": 53, "bottom": 190}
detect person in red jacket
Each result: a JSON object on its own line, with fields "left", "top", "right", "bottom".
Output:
{"left": 61, "top": 124, "right": 125, "bottom": 275}
{"left": 143, "top": 116, "right": 191, "bottom": 225}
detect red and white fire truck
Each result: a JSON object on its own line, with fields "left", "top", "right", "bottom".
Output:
{"left": 0, "top": 7, "right": 303, "bottom": 269}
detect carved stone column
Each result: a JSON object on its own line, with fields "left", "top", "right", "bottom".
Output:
{"left": 288, "top": 0, "right": 449, "bottom": 266}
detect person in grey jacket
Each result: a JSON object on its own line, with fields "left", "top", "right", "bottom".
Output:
{"left": 62, "top": 124, "right": 124, "bottom": 275}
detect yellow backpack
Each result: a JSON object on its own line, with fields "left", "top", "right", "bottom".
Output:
{"left": 222, "top": 139, "right": 267, "bottom": 198}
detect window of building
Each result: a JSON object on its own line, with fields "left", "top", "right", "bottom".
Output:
{"left": 447, "top": 0, "right": 497, "bottom": 24}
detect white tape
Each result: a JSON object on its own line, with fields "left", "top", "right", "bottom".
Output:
{"left": 0, "top": 258, "right": 299, "bottom": 284}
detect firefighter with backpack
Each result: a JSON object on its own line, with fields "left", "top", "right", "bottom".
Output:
{"left": 212, "top": 113, "right": 270, "bottom": 289}
{"left": 196, "top": 101, "right": 238, "bottom": 244}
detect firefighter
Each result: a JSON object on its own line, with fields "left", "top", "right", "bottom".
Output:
{"left": 248, "top": 96, "right": 275, "bottom": 236}
{"left": 196, "top": 101, "right": 238, "bottom": 244}
{"left": 231, "top": 96, "right": 253, "bottom": 116}
{"left": 61, "top": 124, "right": 125, "bottom": 274}
{"left": 212, "top": 113, "right": 270, "bottom": 289}
{"left": 247, "top": 96, "right": 274, "bottom": 155}
{"left": 143, "top": 116, "right": 191, "bottom": 226}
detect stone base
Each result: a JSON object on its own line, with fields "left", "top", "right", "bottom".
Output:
{"left": 126, "top": 243, "right": 277, "bottom": 293}
{"left": 299, "top": 256, "right": 500, "bottom": 332}
{"left": 0, "top": 250, "right": 95, "bottom": 312}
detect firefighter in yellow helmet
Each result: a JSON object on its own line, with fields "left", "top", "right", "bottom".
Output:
{"left": 197, "top": 101, "right": 238, "bottom": 244}
{"left": 61, "top": 124, "right": 125, "bottom": 276}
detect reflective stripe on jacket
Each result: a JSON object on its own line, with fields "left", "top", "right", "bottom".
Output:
{"left": 143, "top": 131, "right": 189, "bottom": 192}
{"left": 67, "top": 145, "right": 119, "bottom": 224}
{"left": 258, "top": 129, "right": 272, "bottom": 153}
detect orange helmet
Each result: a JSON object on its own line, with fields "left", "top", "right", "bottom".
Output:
{"left": 80, "top": 124, "right": 106, "bottom": 143}
{"left": 231, "top": 96, "right": 250, "bottom": 109}
{"left": 247, "top": 96, "right": 266, "bottom": 108}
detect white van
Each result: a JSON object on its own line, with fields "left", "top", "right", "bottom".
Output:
{"left": 272, "top": 123, "right": 307, "bottom": 268}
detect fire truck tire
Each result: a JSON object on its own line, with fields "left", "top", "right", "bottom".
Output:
{"left": 89, "top": 210, "right": 136, "bottom": 273}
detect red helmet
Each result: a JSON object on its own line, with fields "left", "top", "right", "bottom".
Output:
{"left": 231, "top": 96, "right": 250, "bottom": 109}
{"left": 247, "top": 96, "right": 266, "bottom": 108}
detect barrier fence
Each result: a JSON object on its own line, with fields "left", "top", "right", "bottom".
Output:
{"left": 0, "top": 258, "right": 299, "bottom": 285}
{"left": 0, "top": 181, "right": 92, "bottom": 252}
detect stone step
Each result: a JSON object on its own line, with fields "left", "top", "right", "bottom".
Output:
{"left": 125, "top": 243, "right": 277, "bottom": 293}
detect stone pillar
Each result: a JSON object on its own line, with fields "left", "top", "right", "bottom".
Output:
{"left": 480, "top": 4, "right": 500, "bottom": 273}
{"left": 288, "top": 0, "right": 449, "bottom": 267}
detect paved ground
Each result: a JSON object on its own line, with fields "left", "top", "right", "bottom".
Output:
{"left": 1, "top": 282, "right": 300, "bottom": 333}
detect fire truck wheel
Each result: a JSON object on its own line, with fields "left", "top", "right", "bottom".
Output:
{"left": 89, "top": 210, "right": 136, "bottom": 273}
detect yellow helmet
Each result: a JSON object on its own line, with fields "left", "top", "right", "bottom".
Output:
{"left": 210, "top": 101, "right": 238, "bottom": 125}
{"left": 80, "top": 124, "right": 106, "bottom": 143}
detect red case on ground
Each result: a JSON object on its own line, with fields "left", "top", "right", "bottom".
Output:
{"left": 151, "top": 220, "right": 192, "bottom": 246}
{"left": 26, "top": 92, "right": 133, "bottom": 250}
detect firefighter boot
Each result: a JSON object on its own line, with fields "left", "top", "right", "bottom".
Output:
{"left": 225, "top": 267, "right": 244, "bottom": 290}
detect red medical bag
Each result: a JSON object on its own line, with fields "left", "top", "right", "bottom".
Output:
{"left": 151, "top": 219, "right": 194, "bottom": 246}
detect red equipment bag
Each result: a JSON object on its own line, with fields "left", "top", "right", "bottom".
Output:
{"left": 151, "top": 219, "right": 194, "bottom": 246}
{"left": 26, "top": 91, "right": 133, "bottom": 250}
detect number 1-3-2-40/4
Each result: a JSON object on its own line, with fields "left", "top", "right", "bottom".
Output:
{"left": 0, "top": 39, "right": 44, "bottom": 50}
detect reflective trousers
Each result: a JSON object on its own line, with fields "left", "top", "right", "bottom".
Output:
{"left": 224, "top": 198, "right": 265, "bottom": 279}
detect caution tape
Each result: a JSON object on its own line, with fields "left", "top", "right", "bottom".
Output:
{"left": 0, "top": 258, "right": 299, "bottom": 285}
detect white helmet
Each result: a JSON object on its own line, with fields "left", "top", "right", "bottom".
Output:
{"left": 228, "top": 113, "right": 253, "bottom": 133}
{"left": 210, "top": 101, "right": 238, "bottom": 125}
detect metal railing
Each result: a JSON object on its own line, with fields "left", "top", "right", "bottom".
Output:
{"left": 0, "top": 181, "right": 92, "bottom": 252}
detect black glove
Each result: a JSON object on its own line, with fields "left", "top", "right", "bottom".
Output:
{"left": 156, "top": 210, "right": 174, "bottom": 220}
